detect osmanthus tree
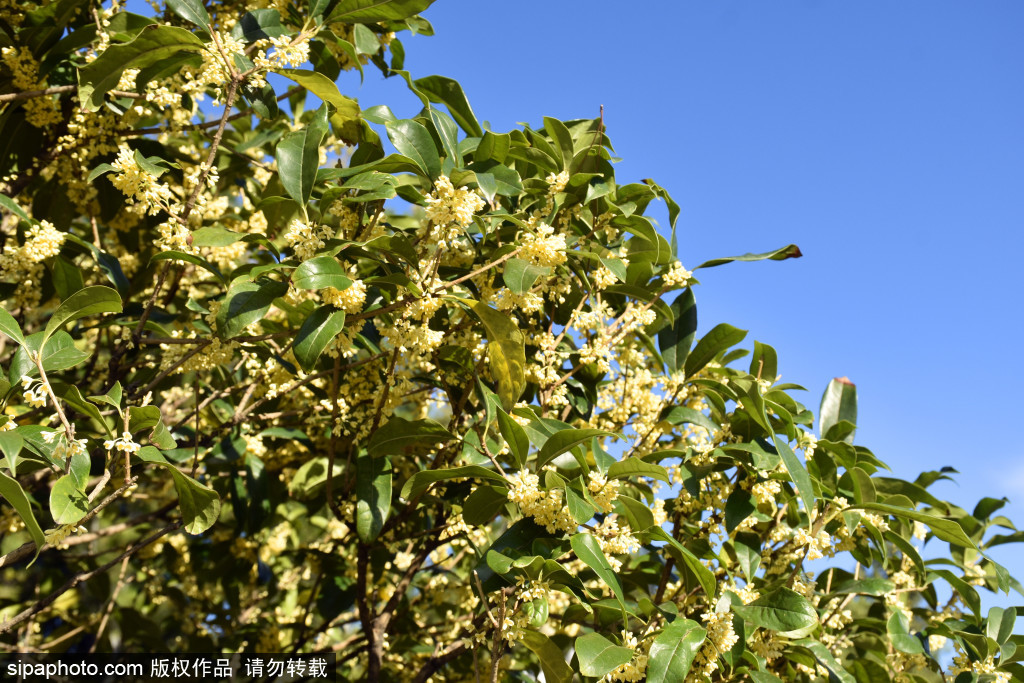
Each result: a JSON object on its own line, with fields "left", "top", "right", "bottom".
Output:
{"left": 0, "top": 0, "right": 1021, "bottom": 680}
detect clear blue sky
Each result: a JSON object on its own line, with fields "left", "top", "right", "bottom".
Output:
{"left": 345, "top": 1, "right": 1024, "bottom": 607}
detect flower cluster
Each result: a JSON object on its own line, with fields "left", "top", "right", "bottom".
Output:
{"left": 506, "top": 471, "right": 576, "bottom": 534}
{"left": 104, "top": 431, "right": 140, "bottom": 455}
{"left": 20, "top": 376, "right": 47, "bottom": 409}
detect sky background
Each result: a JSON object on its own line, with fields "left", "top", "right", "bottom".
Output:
{"left": 338, "top": 0, "right": 1024, "bottom": 611}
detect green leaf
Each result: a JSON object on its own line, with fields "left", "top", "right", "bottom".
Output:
{"left": 647, "top": 619, "right": 707, "bottom": 683}
{"left": 536, "top": 428, "right": 618, "bottom": 471}
{"left": 232, "top": 9, "right": 287, "bottom": 41}
{"left": 368, "top": 417, "right": 455, "bottom": 458}
{"left": 461, "top": 485, "right": 508, "bottom": 525}
{"left": 684, "top": 323, "right": 747, "bottom": 379}
{"left": 543, "top": 117, "right": 574, "bottom": 171}
{"left": 607, "top": 458, "right": 670, "bottom": 484}
{"left": 750, "top": 340, "right": 778, "bottom": 383}
{"left": 11, "top": 331, "right": 90, "bottom": 382}
{"left": 429, "top": 108, "right": 460, "bottom": 165}
{"left": 277, "top": 103, "right": 330, "bottom": 207}
{"left": 154, "top": 463, "right": 221, "bottom": 534}
{"left": 327, "top": 0, "right": 435, "bottom": 23}
{"left": 356, "top": 454, "right": 392, "bottom": 543}
{"left": 794, "top": 638, "right": 856, "bottom": 683}
{"left": 659, "top": 288, "right": 696, "bottom": 374}
{"left": 471, "top": 303, "right": 526, "bottom": 411}
{"left": 733, "top": 587, "right": 818, "bottom": 632}
{"left": 474, "top": 131, "right": 511, "bottom": 163}
{"left": 853, "top": 502, "right": 975, "bottom": 549}
{"left": 570, "top": 533, "right": 628, "bottom": 613}
{"left": 167, "top": 0, "right": 211, "bottom": 30}
{"left": 886, "top": 611, "right": 924, "bottom": 654}
{"left": 0, "top": 307, "right": 24, "bottom": 345}
{"left": 693, "top": 243, "right": 803, "bottom": 270}
{"left": 43, "top": 286, "right": 122, "bottom": 345}
{"left": 646, "top": 527, "right": 717, "bottom": 599}
{"left": 11, "top": 329, "right": 89, "bottom": 382}
{"left": 399, "top": 465, "right": 506, "bottom": 501}
{"left": 774, "top": 436, "right": 816, "bottom": 525}
{"left": 292, "top": 255, "right": 353, "bottom": 291}
{"left": 503, "top": 258, "right": 550, "bottom": 295}
{"left": 0, "top": 193, "right": 31, "bottom": 221}
{"left": 0, "top": 431, "right": 23, "bottom": 474}
{"left": 385, "top": 119, "right": 441, "bottom": 179}
{"left": 51, "top": 255, "right": 85, "bottom": 300}
{"left": 150, "top": 251, "right": 225, "bottom": 283}
{"left": 0, "top": 470, "right": 46, "bottom": 552}
{"left": 49, "top": 474, "right": 89, "bottom": 525}
{"left": 496, "top": 407, "right": 529, "bottom": 469}
{"left": 276, "top": 69, "right": 360, "bottom": 130}
{"left": 574, "top": 632, "right": 633, "bottom": 678}
{"left": 520, "top": 630, "right": 572, "bottom": 683}
{"left": 415, "top": 75, "right": 483, "bottom": 138}
{"left": 293, "top": 306, "right": 346, "bottom": 373}
{"left": 819, "top": 377, "right": 857, "bottom": 443}
{"left": 217, "top": 279, "right": 289, "bottom": 339}
{"left": 78, "top": 25, "right": 206, "bottom": 111}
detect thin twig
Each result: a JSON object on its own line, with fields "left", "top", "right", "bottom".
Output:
{"left": 0, "top": 521, "right": 180, "bottom": 636}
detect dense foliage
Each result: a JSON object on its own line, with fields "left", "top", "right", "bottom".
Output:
{"left": 1, "top": 0, "right": 1022, "bottom": 680}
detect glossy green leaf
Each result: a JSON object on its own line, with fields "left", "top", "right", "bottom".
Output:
{"left": 471, "top": 303, "right": 526, "bottom": 411}
{"left": 647, "top": 619, "right": 707, "bottom": 683}
{"left": 659, "top": 287, "right": 696, "bottom": 374}
{"left": 693, "top": 243, "right": 803, "bottom": 270}
{"left": 400, "top": 465, "right": 506, "bottom": 501}
{"left": 10, "top": 331, "right": 90, "bottom": 381}
{"left": 327, "top": 0, "right": 435, "bottom": 23}
{"left": 461, "top": 485, "right": 508, "bottom": 525}
{"left": 277, "top": 103, "right": 330, "bottom": 207}
{"left": 733, "top": 586, "right": 818, "bottom": 632}
{"left": 232, "top": 9, "right": 286, "bottom": 41}
{"left": 607, "top": 458, "right": 670, "bottom": 484}
{"left": 496, "top": 407, "right": 529, "bottom": 468}
{"left": 854, "top": 502, "right": 975, "bottom": 549}
{"left": 293, "top": 306, "right": 346, "bottom": 373}
{"left": 277, "top": 69, "right": 360, "bottom": 129}
{"left": 0, "top": 431, "right": 23, "bottom": 474}
{"left": 150, "top": 251, "right": 225, "bottom": 283}
{"left": 0, "top": 307, "right": 24, "bottom": 345}
{"left": 51, "top": 255, "right": 85, "bottom": 299}
{"left": 368, "top": 417, "right": 455, "bottom": 458}
{"left": 503, "top": 258, "right": 550, "bottom": 295}
{"left": 0, "top": 470, "right": 46, "bottom": 552}
{"left": 385, "top": 119, "right": 441, "bottom": 179}
{"left": 574, "top": 632, "right": 633, "bottom": 678}
{"left": 43, "top": 286, "right": 122, "bottom": 345}
{"left": 155, "top": 463, "right": 221, "bottom": 534}
{"left": 819, "top": 377, "right": 857, "bottom": 443}
{"left": 646, "top": 527, "right": 717, "bottom": 599}
{"left": 570, "top": 533, "right": 627, "bottom": 613}
{"left": 167, "top": 0, "right": 211, "bottom": 29}
{"left": 885, "top": 611, "right": 924, "bottom": 655}
{"left": 415, "top": 74, "right": 483, "bottom": 138}
{"left": 49, "top": 474, "right": 89, "bottom": 526}
{"left": 292, "top": 256, "right": 353, "bottom": 291}
{"left": 794, "top": 638, "right": 856, "bottom": 683}
{"left": 684, "top": 323, "right": 747, "bottom": 379}
{"left": 78, "top": 25, "right": 206, "bottom": 110}
{"left": 217, "top": 279, "right": 289, "bottom": 339}
{"left": 520, "top": 630, "right": 572, "bottom": 683}
{"left": 356, "top": 454, "right": 391, "bottom": 542}
{"left": 536, "top": 428, "right": 618, "bottom": 471}
{"left": 774, "top": 436, "right": 817, "bottom": 525}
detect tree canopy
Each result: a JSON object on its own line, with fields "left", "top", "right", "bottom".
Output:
{"left": 0, "top": 0, "right": 1021, "bottom": 681}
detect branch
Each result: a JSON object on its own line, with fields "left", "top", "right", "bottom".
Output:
{"left": 0, "top": 521, "right": 180, "bottom": 635}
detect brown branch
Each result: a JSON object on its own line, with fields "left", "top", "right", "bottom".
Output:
{"left": 88, "top": 554, "right": 132, "bottom": 653}
{"left": 0, "top": 521, "right": 180, "bottom": 636}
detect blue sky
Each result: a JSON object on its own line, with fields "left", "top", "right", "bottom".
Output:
{"left": 341, "top": 1, "right": 1024, "bottom": 607}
